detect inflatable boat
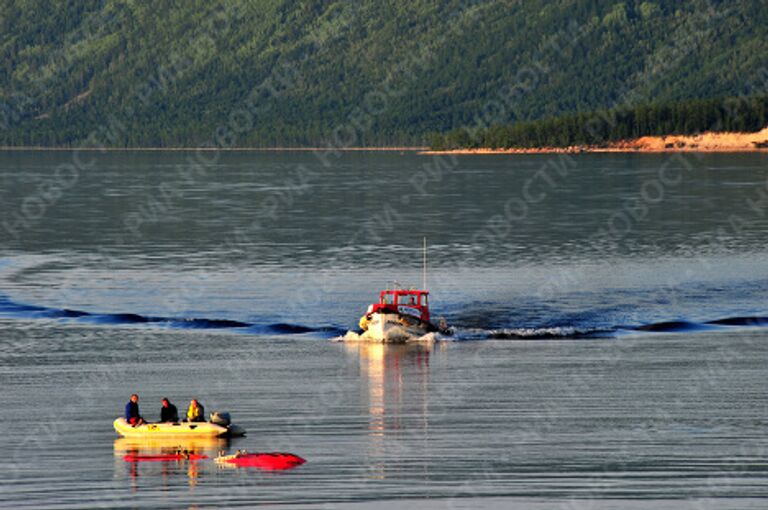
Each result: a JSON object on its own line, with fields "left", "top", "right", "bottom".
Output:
{"left": 113, "top": 415, "right": 246, "bottom": 438}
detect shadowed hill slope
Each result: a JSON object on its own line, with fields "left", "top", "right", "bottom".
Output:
{"left": 1, "top": 0, "right": 766, "bottom": 147}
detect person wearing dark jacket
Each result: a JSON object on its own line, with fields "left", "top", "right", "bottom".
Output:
{"left": 125, "top": 394, "right": 144, "bottom": 426}
{"left": 160, "top": 397, "right": 179, "bottom": 423}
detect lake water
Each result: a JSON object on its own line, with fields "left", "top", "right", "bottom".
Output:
{"left": 1, "top": 150, "right": 768, "bottom": 508}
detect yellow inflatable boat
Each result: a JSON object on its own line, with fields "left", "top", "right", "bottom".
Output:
{"left": 113, "top": 418, "right": 246, "bottom": 438}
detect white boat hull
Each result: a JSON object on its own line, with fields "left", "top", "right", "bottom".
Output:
{"left": 358, "top": 312, "right": 432, "bottom": 343}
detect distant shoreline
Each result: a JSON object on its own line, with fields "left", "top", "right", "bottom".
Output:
{"left": 4, "top": 128, "right": 768, "bottom": 154}
{"left": 0, "top": 146, "right": 426, "bottom": 152}
{"left": 421, "top": 128, "right": 768, "bottom": 155}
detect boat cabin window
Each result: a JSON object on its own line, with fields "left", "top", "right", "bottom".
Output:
{"left": 381, "top": 292, "right": 428, "bottom": 306}
{"left": 397, "top": 294, "right": 423, "bottom": 306}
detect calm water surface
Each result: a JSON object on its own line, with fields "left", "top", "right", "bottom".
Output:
{"left": 1, "top": 151, "right": 768, "bottom": 508}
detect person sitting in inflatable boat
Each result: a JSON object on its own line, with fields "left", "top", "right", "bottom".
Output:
{"left": 186, "top": 399, "right": 205, "bottom": 422}
{"left": 160, "top": 397, "right": 179, "bottom": 423}
{"left": 125, "top": 393, "right": 145, "bottom": 427}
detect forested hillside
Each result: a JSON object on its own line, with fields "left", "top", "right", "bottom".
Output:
{"left": 1, "top": 0, "right": 767, "bottom": 147}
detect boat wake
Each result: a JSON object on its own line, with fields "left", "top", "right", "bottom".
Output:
{"left": 3, "top": 292, "right": 768, "bottom": 341}
{"left": 482, "top": 326, "right": 613, "bottom": 340}
{"left": 452, "top": 316, "right": 768, "bottom": 340}
{"left": 0, "top": 294, "right": 346, "bottom": 338}
{"left": 337, "top": 330, "right": 444, "bottom": 343}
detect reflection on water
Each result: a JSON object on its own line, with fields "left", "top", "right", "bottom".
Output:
{"left": 346, "top": 342, "right": 438, "bottom": 480}
{"left": 113, "top": 436, "right": 230, "bottom": 454}
{"left": 114, "top": 436, "right": 230, "bottom": 490}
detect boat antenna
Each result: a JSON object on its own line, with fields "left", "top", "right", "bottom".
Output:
{"left": 422, "top": 237, "right": 427, "bottom": 290}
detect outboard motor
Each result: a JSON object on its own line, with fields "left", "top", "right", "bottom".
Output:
{"left": 210, "top": 411, "right": 231, "bottom": 426}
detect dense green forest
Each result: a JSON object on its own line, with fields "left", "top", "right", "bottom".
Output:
{"left": 1, "top": 0, "right": 767, "bottom": 147}
{"left": 430, "top": 95, "right": 768, "bottom": 149}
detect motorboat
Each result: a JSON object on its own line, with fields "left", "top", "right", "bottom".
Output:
{"left": 353, "top": 287, "right": 449, "bottom": 343}
{"left": 113, "top": 413, "right": 246, "bottom": 438}
{"left": 345, "top": 239, "right": 449, "bottom": 343}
